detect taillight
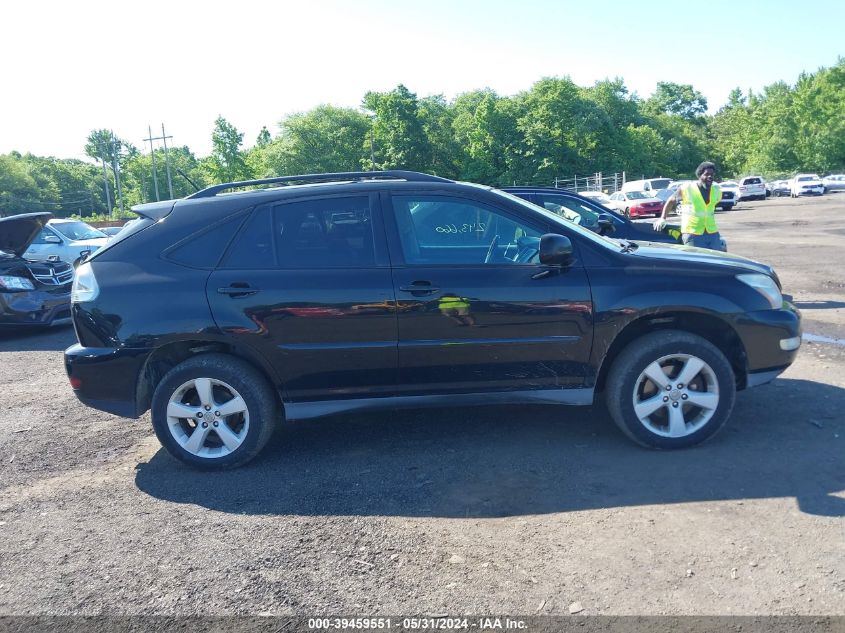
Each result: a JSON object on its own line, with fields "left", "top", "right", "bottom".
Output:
{"left": 69, "top": 376, "right": 82, "bottom": 390}
{"left": 71, "top": 262, "right": 99, "bottom": 303}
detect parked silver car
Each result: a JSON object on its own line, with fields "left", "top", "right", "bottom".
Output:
{"left": 822, "top": 174, "right": 845, "bottom": 193}
{"left": 23, "top": 218, "right": 110, "bottom": 267}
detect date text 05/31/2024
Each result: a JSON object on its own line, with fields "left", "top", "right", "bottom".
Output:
{"left": 307, "top": 618, "right": 528, "bottom": 630}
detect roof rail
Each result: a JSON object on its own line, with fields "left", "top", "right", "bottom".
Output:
{"left": 186, "top": 170, "right": 452, "bottom": 199}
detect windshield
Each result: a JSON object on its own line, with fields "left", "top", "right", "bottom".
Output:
{"left": 625, "top": 191, "right": 650, "bottom": 200}
{"left": 51, "top": 221, "right": 107, "bottom": 241}
{"left": 649, "top": 179, "right": 671, "bottom": 190}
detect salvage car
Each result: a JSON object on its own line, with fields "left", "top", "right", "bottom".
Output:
{"left": 65, "top": 171, "right": 801, "bottom": 469}
{"left": 1, "top": 213, "right": 73, "bottom": 330}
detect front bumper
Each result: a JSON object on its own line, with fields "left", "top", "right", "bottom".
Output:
{"left": 64, "top": 344, "right": 152, "bottom": 418}
{"left": 0, "top": 289, "right": 72, "bottom": 328}
{"left": 732, "top": 303, "right": 802, "bottom": 389}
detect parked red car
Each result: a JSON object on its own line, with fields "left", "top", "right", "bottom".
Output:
{"left": 608, "top": 191, "right": 664, "bottom": 218}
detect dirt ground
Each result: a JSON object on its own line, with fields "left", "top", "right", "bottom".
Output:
{"left": 0, "top": 194, "right": 842, "bottom": 617}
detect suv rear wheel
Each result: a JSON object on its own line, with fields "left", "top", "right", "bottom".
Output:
{"left": 151, "top": 354, "right": 278, "bottom": 469}
{"left": 605, "top": 331, "right": 736, "bottom": 449}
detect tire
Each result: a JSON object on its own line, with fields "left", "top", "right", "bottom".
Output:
{"left": 151, "top": 354, "right": 278, "bottom": 469}
{"left": 624, "top": 207, "right": 630, "bottom": 218}
{"left": 605, "top": 330, "right": 736, "bottom": 449}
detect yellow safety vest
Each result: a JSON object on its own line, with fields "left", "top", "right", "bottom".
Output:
{"left": 678, "top": 183, "right": 721, "bottom": 234}
{"left": 439, "top": 296, "right": 469, "bottom": 310}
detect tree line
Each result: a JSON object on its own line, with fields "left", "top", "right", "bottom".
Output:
{"left": 1, "top": 59, "right": 842, "bottom": 218}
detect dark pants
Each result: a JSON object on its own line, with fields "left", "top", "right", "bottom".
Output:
{"left": 682, "top": 231, "right": 724, "bottom": 251}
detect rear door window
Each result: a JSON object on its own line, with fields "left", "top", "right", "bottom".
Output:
{"left": 221, "top": 196, "right": 379, "bottom": 270}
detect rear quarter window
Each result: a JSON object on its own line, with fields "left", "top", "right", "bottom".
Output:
{"left": 163, "top": 212, "right": 249, "bottom": 269}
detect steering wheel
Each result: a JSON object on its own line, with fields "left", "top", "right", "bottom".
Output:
{"left": 483, "top": 235, "right": 500, "bottom": 263}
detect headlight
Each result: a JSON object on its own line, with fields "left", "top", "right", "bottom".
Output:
{"left": 0, "top": 275, "right": 36, "bottom": 291}
{"left": 737, "top": 273, "right": 782, "bottom": 309}
{"left": 71, "top": 262, "right": 99, "bottom": 303}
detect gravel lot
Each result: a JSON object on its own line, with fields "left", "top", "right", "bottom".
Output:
{"left": 0, "top": 195, "right": 842, "bottom": 617}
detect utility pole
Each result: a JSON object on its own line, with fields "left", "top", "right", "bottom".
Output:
{"left": 144, "top": 124, "right": 174, "bottom": 200}
{"left": 111, "top": 130, "right": 124, "bottom": 215}
{"left": 161, "top": 123, "right": 174, "bottom": 199}
{"left": 144, "top": 125, "right": 160, "bottom": 202}
{"left": 99, "top": 137, "right": 112, "bottom": 213}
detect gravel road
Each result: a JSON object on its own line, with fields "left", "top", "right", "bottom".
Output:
{"left": 0, "top": 195, "right": 842, "bottom": 617}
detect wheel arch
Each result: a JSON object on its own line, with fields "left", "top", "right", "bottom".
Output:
{"left": 135, "top": 339, "right": 283, "bottom": 417}
{"left": 594, "top": 311, "right": 748, "bottom": 394}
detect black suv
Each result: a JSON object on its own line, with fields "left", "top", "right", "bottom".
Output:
{"left": 65, "top": 171, "right": 801, "bottom": 469}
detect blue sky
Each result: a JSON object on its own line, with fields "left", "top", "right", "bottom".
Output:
{"left": 3, "top": 0, "right": 843, "bottom": 161}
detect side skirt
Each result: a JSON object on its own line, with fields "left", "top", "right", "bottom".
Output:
{"left": 284, "top": 388, "right": 595, "bottom": 421}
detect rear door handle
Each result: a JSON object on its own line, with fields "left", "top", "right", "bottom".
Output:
{"left": 217, "top": 284, "right": 260, "bottom": 297}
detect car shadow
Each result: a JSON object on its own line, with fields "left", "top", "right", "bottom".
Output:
{"left": 0, "top": 324, "right": 76, "bottom": 352}
{"left": 135, "top": 378, "right": 845, "bottom": 519}
{"left": 793, "top": 300, "right": 845, "bottom": 310}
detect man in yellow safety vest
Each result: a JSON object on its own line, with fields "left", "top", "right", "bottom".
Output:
{"left": 655, "top": 161, "right": 725, "bottom": 251}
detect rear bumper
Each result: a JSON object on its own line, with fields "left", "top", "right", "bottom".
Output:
{"left": 732, "top": 303, "right": 802, "bottom": 388}
{"left": 0, "top": 290, "right": 72, "bottom": 328}
{"left": 64, "top": 343, "right": 152, "bottom": 418}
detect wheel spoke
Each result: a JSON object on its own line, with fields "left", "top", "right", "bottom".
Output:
{"left": 676, "top": 357, "right": 705, "bottom": 387}
{"left": 667, "top": 405, "right": 687, "bottom": 437}
{"left": 184, "top": 424, "right": 211, "bottom": 454}
{"left": 214, "top": 422, "right": 243, "bottom": 452}
{"left": 193, "top": 378, "right": 215, "bottom": 409}
{"left": 685, "top": 391, "right": 719, "bottom": 411}
{"left": 634, "top": 394, "right": 666, "bottom": 419}
{"left": 167, "top": 401, "right": 197, "bottom": 420}
{"left": 642, "top": 361, "right": 670, "bottom": 390}
{"left": 217, "top": 396, "right": 247, "bottom": 418}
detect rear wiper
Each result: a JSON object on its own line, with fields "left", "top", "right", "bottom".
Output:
{"left": 619, "top": 239, "right": 639, "bottom": 252}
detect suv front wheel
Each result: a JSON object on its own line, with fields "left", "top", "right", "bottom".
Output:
{"left": 605, "top": 331, "right": 736, "bottom": 449}
{"left": 151, "top": 354, "right": 278, "bottom": 469}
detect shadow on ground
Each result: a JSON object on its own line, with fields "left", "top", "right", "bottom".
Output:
{"left": 0, "top": 325, "right": 75, "bottom": 353}
{"left": 135, "top": 378, "right": 845, "bottom": 519}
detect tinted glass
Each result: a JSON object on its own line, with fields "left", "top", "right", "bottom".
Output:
{"left": 167, "top": 212, "right": 249, "bottom": 269}
{"left": 223, "top": 196, "right": 375, "bottom": 270}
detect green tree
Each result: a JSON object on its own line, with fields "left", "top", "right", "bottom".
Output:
{"left": 646, "top": 82, "right": 708, "bottom": 120}
{"left": 0, "top": 154, "right": 44, "bottom": 216}
{"left": 206, "top": 116, "right": 251, "bottom": 183}
{"left": 260, "top": 105, "right": 371, "bottom": 176}
{"left": 363, "top": 85, "right": 433, "bottom": 172}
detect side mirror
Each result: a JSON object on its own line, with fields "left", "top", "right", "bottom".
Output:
{"left": 597, "top": 214, "right": 616, "bottom": 235}
{"left": 44, "top": 235, "right": 62, "bottom": 244}
{"left": 539, "top": 233, "right": 573, "bottom": 266}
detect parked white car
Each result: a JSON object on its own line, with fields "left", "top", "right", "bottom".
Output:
{"left": 790, "top": 174, "right": 825, "bottom": 197}
{"left": 738, "top": 176, "right": 767, "bottom": 201}
{"left": 718, "top": 181, "right": 742, "bottom": 207}
{"left": 23, "top": 218, "right": 110, "bottom": 267}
